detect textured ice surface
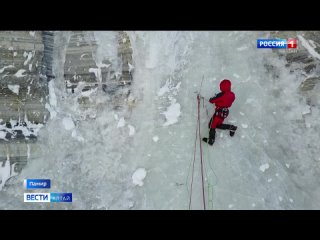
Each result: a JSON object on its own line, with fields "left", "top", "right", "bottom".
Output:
{"left": 1, "top": 31, "right": 320, "bottom": 210}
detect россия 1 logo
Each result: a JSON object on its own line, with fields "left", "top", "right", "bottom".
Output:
{"left": 257, "top": 39, "right": 297, "bottom": 49}
{"left": 287, "top": 38, "right": 297, "bottom": 48}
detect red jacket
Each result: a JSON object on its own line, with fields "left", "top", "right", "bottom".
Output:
{"left": 209, "top": 79, "right": 235, "bottom": 109}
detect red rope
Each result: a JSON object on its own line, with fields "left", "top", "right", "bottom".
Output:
{"left": 188, "top": 116, "right": 198, "bottom": 210}
{"left": 197, "top": 94, "right": 206, "bottom": 210}
{"left": 189, "top": 94, "right": 206, "bottom": 210}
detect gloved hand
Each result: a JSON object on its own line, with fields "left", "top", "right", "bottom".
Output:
{"left": 210, "top": 92, "right": 223, "bottom": 102}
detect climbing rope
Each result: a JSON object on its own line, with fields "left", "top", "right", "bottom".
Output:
{"left": 188, "top": 76, "right": 206, "bottom": 210}
{"left": 188, "top": 116, "right": 198, "bottom": 210}
{"left": 197, "top": 94, "right": 206, "bottom": 210}
{"left": 188, "top": 93, "right": 206, "bottom": 210}
{"left": 188, "top": 76, "right": 221, "bottom": 210}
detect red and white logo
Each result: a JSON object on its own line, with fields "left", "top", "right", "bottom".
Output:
{"left": 287, "top": 38, "right": 297, "bottom": 49}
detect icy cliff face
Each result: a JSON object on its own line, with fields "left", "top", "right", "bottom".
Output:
{"left": 1, "top": 31, "right": 320, "bottom": 210}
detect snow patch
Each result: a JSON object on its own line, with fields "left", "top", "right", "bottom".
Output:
{"left": 62, "top": 117, "right": 75, "bottom": 131}
{"left": 152, "top": 136, "right": 159, "bottom": 142}
{"left": 8, "top": 85, "right": 20, "bottom": 95}
{"left": 27, "top": 144, "right": 30, "bottom": 159}
{"left": 45, "top": 103, "right": 57, "bottom": 120}
{"left": 96, "top": 63, "right": 111, "bottom": 69}
{"left": 259, "top": 163, "right": 269, "bottom": 172}
{"left": 29, "top": 31, "right": 35, "bottom": 37}
{"left": 285, "top": 164, "right": 290, "bottom": 168}
{"left": 89, "top": 64, "right": 109, "bottom": 83}
{"left": 0, "top": 65, "right": 14, "bottom": 74}
{"left": 175, "top": 82, "right": 181, "bottom": 90}
{"left": 158, "top": 79, "right": 171, "bottom": 97}
{"left": 14, "top": 69, "right": 26, "bottom": 78}
{"left": 128, "top": 125, "right": 135, "bottom": 136}
{"left": 0, "top": 131, "right": 7, "bottom": 140}
{"left": 72, "top": 130, "right": 85, "bottom": 142}
{"left": 158, "top": 79, "right": 181, "bottom": 97}
{"left": 267, "top": 178, "right": 272, "bottom": 183}
{"left": 241, "top": 124, "right": 248, "bottom": 128}
{"left": 48, "top": 80, "right": 57, "bottom": 107}
{"left": 89, "top": 68, "right": 100, "bottom": 78}
{"left": 128, "top": 63, "right": 134, "bottom": 72}
{"left": 18, "top": 117, "right": 43, "bottom": 137}
{"left": 24, "top": 52, "right": 33, "bottom": 66}
{"left": 0, "top": 160, "right": 18, "bottom": 190}
{"left": 162, "top": 99, "right": 181, "bottom": 127}
{"left": 117, "top": 117, "right": 126, "bottom": 128}
{"left": 128, "top": 201, "right": 134, "bottom": 208}
{"left": 0, "top": 160, "right": 10, "bottom": 190}
{"left": 132, "top": 168, "right": 147, "bottom": 187}
{"left": 302, "top": 106, "right": 311, "bottom": 115}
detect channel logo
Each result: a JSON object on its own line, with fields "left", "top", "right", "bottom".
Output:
{"left": 24, "top": 193, "right": 72, "bottom": 202}
{"left": 24, "top": 179, "right": 51, "bottom": 189}
{"left": 257, "top": 39, "right": 287, "bottom": 48}
{"left": 287, "top": 38, "right": 297, "bottom": 48}
{"left": 24, "top": 193, "right": 50, "bottom": 202}
{"left": 50, "top": 193, "right": 72, "bottom": 202}
{"left": 257, "top": 39, "right": 297, "bottom": 49}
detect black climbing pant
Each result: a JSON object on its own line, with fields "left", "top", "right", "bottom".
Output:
{"left": 208, "top": 117, "right": 237, "bottom": 144}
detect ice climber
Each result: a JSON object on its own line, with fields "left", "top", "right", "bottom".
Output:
{"left": 202, "top": 79, "right": 238, "bottom": 145}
